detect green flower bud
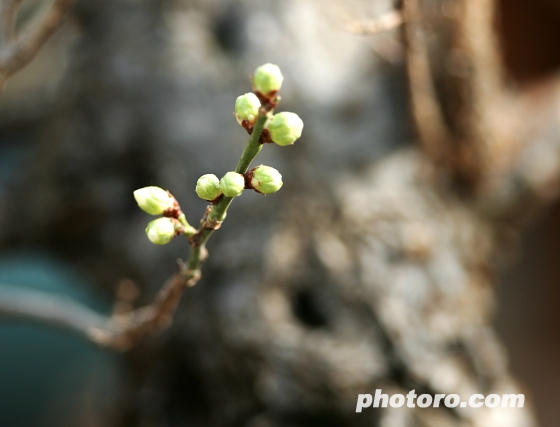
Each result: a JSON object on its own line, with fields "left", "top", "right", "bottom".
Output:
{"left": 145, "top": 218, "right": 176, "bottom": 245}
{"left": 267, "top": 112, "right": 303, "bottom": 146}
{"left": 220, "top": 172, "right": 245, "bottom": 197}
{"left": 251, "top": 165, "right": 283, "bottom": 195}
{"left": 234, "top": 93, "right": 261, "bottom": 125}
{"left": 253, "top": 63, "right": 283, "bottom": 95}
{"left": 133, "top": 186, "right": 174, "bottom": 215}
{"left": 196, "top": 174, "right": 222, "bottom": 201}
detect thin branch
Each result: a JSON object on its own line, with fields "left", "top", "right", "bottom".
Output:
{"left": 0, "top": 0, "right": 275, "bottom": 346}
{"left": 0, "top": 101, "right": 275, "bottom": 351}
{"left": 0, "top": 272, "right": 198, "bottom": 350}
{"left": 96, "top": 108, "right": 271, "bottom": 350}
{"left": 0, "top": 0, "right": 77, "bottom": 78}
{"left": 402, "top": 0, "right": 451, "bottom": 165}
{"left": 401, "top": 0, "right": 509, "bottom": 189}
{"left": 402, "top": 0, "right": 507, "bottom": 187}
{"left": 88, "top": 271, "right": 199, "bottom": 350}
{"left": 452, "top": 0, "right": 505, "bottom": 184}
{"left": 0, "top": 0, "right": 24, "bottom": 42}
{"left": 0, "top": 284, "right": 106, "bottom": 338}
{"left": 344, "top": 10, "right": 403, "bottom": 35}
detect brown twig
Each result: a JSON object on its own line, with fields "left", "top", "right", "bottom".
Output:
{"left": 88, "top": 267, "right": 201, "bottom": 350}
{"left": 344, "top": 10, "right": 403, "bottom": 35}
{"left": 402, "top": 0, "right": 509, "bottom": 189}
{"left": 402, "top": 0, "right": 451, "bottom": 166}
{"left": 0, "top": 0, "right": 24, "bottom": 42}
{"left": 443, "top": 0, "right": 505, "bottom": 186}
{"left": 0, "top": 268, "right": 200, "bottom": 351}
{"left": 0, "top": 0, "right": 76, "bottom": 86}
{"left": 0, "top": 284, "right": 106, "bottom": 337}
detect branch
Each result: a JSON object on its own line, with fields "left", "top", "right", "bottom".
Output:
{"left": 445, "top": 0, "right": 505, "bottom": 185}
{"left": 0, "top": 0, "right": 24, "bottom": 42}
{"left": 0, "top": 272, "right": 198, "bottom": 350}
{"left": 88, "top": 271, "right": 199, "bottom": 350}
{"left": 0, "top": 99, "right": 276, "bottom": 351}
{"left": 0, "top": 284, "right": 105, "bottom": 338}
{"left": 402, "top": 0, "right": 451, "bottom": 165}
{"left": 96, "top": 106, "right": 273, "bottom": 350}
{"left": 402, "top": 0, "right": 508, "bottom": 189}
{"left": 0, "top": 0, "right": 77, "bottom": 82}
{"left": 344, "top": 10, "right": 403, "bottom": 35}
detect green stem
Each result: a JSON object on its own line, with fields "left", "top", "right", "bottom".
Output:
{"left": 235, "top": 112, "right": 268, "bottom": 174}
{"left": 177, "top": 213, "right": 188, "bottom": 227}
{"left": 185, "top": 111, "right": 270, "bottom": 272}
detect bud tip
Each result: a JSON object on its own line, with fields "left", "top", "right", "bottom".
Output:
{"left": 251, "top": 165, "right": 283, "bottom": 195}
{"left": 220, "top": 172, "right": 245, "bottom": 197}
{"left": 267, "top": 112, "right": 303, "bottom": 146}
{"left": 234, "top": 93, "right": 261, "bottom": 125}
{"left": 196, "top": 174, "right": 222, "bottom": 201}
{"left": 145, "top": 218, "right": 176, "bottom": 245}
{"left": 133, "top": 186, "right": 175, "bottom": 215}
{"left": 253, "top": 63, "right": 283, "bottom": 95}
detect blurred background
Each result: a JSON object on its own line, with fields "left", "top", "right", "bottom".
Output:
{"left": 0, "top": 0, "right": 559, "bottom": 426}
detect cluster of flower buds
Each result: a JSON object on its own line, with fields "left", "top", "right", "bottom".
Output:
{"left": 195, "top": 63, "right": 300, "bottom": 202}
{"left": 235, "top": 63, "right": 304, "bottom": 146}
{"left": 133, "top": 187, "right": 196, "bottom": 245}
{"left": 134, "top": 63, "right": 303, "bottom": 246}
{"left": 195, "top": 165, "right": 284, "bottom": 201}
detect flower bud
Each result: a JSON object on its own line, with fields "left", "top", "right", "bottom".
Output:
{"left": 133, "top": 186, "right": 175, "bottom": 215}
{"left": 196, "top": 174, "right": 221, "bottom": 201}
{"left": 267, "top": 112, "right": 303, "bottom": 146}
{"left": 251, "top": 165, "right": 283, "bottom": 195}
{"left": 220, "top": 172, "right": 245, "bottom": 197}
{"left": 252, "top": 63, "right": 283, "bottom": 95}
{"left": 145, "top": 218, "right": 176, "bottom": 245}
{"left": 234, "top": 93, "right": 261, "bottom": 125}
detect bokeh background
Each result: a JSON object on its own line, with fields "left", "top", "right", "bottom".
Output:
{"left": 0, "top": 0, "right": 558, "bottom": 426}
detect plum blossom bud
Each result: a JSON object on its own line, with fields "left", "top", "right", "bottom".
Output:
{"left": 133, "top": 186, "right": 175, "bottom": 215}
{"left": 196, "top": 174, "right": 222, "bottom": 201}
{"left": 220, "top": 172, "right": 245, "bottom": 197}
{"left": 252, "top": 63, "right": 283, "bottom": 95}
{"left": 234, "top": 93, "right": 261, "bottom": 125}
{"left": 267, "top": 112, "right": 303, "bottom": 146}
{"left": 145, "top": 218, "right": 176, "bottom": 245}
{"left": 251, "top": 165, "right": 283, "bottom": 195}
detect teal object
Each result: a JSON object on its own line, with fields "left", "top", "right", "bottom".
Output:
{"left": 0, "top": 253, "right": 118, "bottom": 427}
